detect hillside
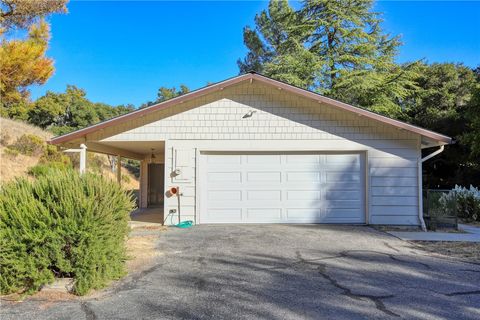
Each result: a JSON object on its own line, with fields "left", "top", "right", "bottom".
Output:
{"left": 0, "top": 117, "right": 139, "bottom": 190}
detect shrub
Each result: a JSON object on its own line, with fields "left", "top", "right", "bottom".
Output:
{"left": 439, "top": 185, "right": 480, "bottom": 222}
{"left": 0, "top": 131, "right": 11, "bottom": 146}
{"left": 3, "top": 148, "right": 19, "bottom": 158}
{"left": 8, "top": 134, "right": 45, "bottom": 156}
{"left": 0, "top": 170, "right": 135, "bottom": 296}
{"left": 27, "top": 162, "right": 69, "bottom": 177}
{"left": 40, "top": 144, "right": 71, "bottom": 165}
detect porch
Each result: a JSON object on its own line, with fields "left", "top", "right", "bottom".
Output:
{"left": 61, "top": 140, "right": 167, "bottom": 220}
{"left": 130, "top": 207, "right": 164, "bottom": 224}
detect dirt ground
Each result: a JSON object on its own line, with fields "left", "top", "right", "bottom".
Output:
{"left": 412, "top": 241, "right": 480, "bottom": 263}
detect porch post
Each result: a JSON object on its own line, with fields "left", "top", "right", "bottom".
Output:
{"left": 79, "top": 144, "right": 87, "bottom": 175}
{"left": 116, "top": 155, "right": 122, "bottom": 185}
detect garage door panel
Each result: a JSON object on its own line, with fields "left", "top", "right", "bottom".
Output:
{"left": 285, "top": 154, "right": 320, "bottom": 164}
{"left": 327, "top": 200, "right": 362, "bottom": 209}
{"left": 286, "top": 172, "right": 321, "bottom": 183}
{"left": 206, "top": 208, "right": 242, "bottom": 221}
{"left": 326, "top": 172, "right": 360, "bottom": 182}
{"left": 201, "top": 153, "right": 365, "bottom": 224}
{"left": 247, "top": 190, "right": 281, "bottom": 201}
{"left": 247, "top": 208, "right": 282, "bottom": 220}
{"left": 208, "top": 190, "right": 242, "bottom": 201}
{"left": 208, "top": 172, "right": 242, "bottom": 183}
{"left": 327, "top": 190, "right": 361, "bottom": 200}
{"left": 246, "top": 171, "right": 281, "bottom": 182}
{"left": 246, "top": 154, "right": 281, "bottom": 164}
{"left": 324, "top": 208, "right": 363, "bottom": 219}
{"left": 325, "top": 181, "right": 361, "bottom": 190}
{"left": 287, "top": 190, "right": 321, "bottom": 201}
{"left": 286, "top": 208, "right": 320, "bottom": 220}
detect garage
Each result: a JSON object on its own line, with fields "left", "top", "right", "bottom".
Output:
{"left": 200, "top": 152, "right": 366, "bottom": 224}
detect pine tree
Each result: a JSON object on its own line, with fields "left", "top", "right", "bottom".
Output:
{"left": 239, "top": 0, "right": 418, "bottom": 116}
{"left": 0, "top": 0, "right": 67, "bottom": 119}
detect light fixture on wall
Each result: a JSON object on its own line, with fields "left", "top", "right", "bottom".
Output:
{"left": 151, "top": 148, "right": 156, "bottom": 159}
{"left": 242, "top": 110, "right": 257, "bottom": 118}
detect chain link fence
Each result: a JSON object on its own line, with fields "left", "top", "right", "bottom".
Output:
{"left": 423, "top": 189, "right": 458, "bottom": 230}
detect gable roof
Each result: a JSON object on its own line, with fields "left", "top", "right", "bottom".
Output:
{"left": 50, "top": 72, "right": 452, "bottom": 145}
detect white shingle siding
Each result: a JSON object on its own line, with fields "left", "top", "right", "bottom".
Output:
{"left": 100, "top": 82, "right": 421, "bottom": 225}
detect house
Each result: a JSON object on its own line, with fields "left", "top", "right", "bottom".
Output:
{"left": 50, "top": 72, "right": 451, "bottom": 228}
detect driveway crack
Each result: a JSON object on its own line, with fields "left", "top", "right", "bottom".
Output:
{"left": 445, "top": 290, "right": 480, "bottom": 296}
{"left": 80, "top": 301, "right": 97, "bottom": 320}
{"left": 295, "top": 251, "right": 400, "bottom": 318}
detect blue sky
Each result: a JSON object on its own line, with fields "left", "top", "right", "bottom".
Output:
{"left": 30, "top": 1, "right": 480, "bottom": 107}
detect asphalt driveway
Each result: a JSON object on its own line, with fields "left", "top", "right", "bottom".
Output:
{"left": 2, "top": 225, "right": 480, "bottom": 319}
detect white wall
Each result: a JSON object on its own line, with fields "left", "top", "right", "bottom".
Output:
{"left": 101, "top": 81, "right": 421, "bottom": 225}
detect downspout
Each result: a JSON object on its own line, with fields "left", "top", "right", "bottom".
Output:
{"left": 418, "top": 145, "right": 445, "bottom": 231}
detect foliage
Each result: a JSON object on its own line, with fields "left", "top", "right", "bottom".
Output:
{"left": 7, "top": 133, "right": 45, "bottom": 156}
{"left": 0, "top": 0, "right": 67, "bottom": 31}
{"left": 238, "top": 0, "right": 416, "bottom": 116}
{"left": 140, "top": 85, "right": 190, "bottom": 108}
{"left": 27, "top": 162, "right": 68, "bottom": 177}
{"left": 0, "top": 170, "right": 134, "bottom": 295}
{"left": 0, "top": 21, "right": 53, "bottom": 117}
{"left": 439, "top": 185, "right": 480, "bottom": 222}
{"left": 462, "top": 67, "right": 480, "bottom": 160}
{"left": 0, "top": 0, "right": 67, "bottom": 118}
{"left": 3, "top": 147, "right": 18, "bottom": 158}
{"left": 28, "top": 85, "right": 136, "bottom": 132}
{"left": 405, "top": 63, "right": 480, "bottom": 188}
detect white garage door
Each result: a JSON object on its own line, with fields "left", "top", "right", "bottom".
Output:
{"left": 200, "top": 152, "right": 365, "bottom": 224}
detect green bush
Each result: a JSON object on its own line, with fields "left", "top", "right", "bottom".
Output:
{"left": 0, "top": 170, "right": 135, "bottom": 296}
{"left": 8, "top": 134, "right": 45, "bottom": 156}
{"left": 439, "top": 185, "right": 480, "bottom": 222}
{"left": 27, "top": 162, "right": 69, "bottom": 177}
{"left": 3, "top": 148, "right": 19, "bottom": 158}
{"left": 40, "top": 144, "right": 71, "bottom": 165}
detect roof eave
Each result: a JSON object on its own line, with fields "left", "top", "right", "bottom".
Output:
{"left": 50, "top": 72, "right": 452, "bottom": 146}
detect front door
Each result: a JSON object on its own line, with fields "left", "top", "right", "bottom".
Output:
{"left": 148, "top": 163, "right": 164, "bottom": 207}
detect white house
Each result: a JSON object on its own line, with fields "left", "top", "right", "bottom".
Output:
{"left": 50, "top": 72, "right": 451, "bottom": 228}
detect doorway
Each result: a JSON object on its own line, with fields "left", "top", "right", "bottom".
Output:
{"left": 148, "top": 163, "right": 164, "bottom": 207}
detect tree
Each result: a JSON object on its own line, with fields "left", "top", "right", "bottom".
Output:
{"left": 0, "top": 0, "right": 67, "bottom": 31}
{"left": 404, "top": 63, "right": 479, "bottom": 188}
{"left": 238, "top": 0, "right": 418, "bottom": 116}
{"left": 0, "top": 0, "right": 67, "bottom": 119}
{"left": 238, "top": 0, "right": 318, "bottom": 88}
{"left": 29, "top": 85, "right": 135, "bottom": 133}
{"left": 140, "top": 85, "right": 190, "bottom": 108}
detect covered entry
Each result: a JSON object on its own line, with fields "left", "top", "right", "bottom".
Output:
{"left": 200, "top": 152, "right": 366, "bottom": 224}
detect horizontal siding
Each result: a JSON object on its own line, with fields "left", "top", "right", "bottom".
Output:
{"left": 371, "top": 186, "right": 417, "bottom": 197}
{"left": 371, "top": 177, "right": 417, "bottom": 187}
{"left": 370, "top": 215, "right": 419, "bottom": 225}
{"left": 370, "top": 206, "right": 418, "bottom": 215}
{"left": 371, "top": 196, "right": 417, "bottom": 206}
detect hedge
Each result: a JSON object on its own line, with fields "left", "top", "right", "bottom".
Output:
{"left": 0, "top": 170, "right": 135, "bottom": 295}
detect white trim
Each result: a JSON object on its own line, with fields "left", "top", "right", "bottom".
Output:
{"left": 364, "top": 150, "right": 370, "bottom": 224}
{"left": 194, "top": 148, "right": 200, "bottom": 225}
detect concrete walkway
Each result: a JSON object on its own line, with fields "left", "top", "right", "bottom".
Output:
{"left": 388, "top": 224, "right": 480, "bottom": 242}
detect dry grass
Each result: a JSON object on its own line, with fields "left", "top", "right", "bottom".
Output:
{"left": 413, "top": 241, "right": 480, "bottom": 263}
{"left": 0, "top": 117, "right": 52, "bottom": 144}
{"left": 0, "top": 117, "right": 139, "bottom": 189}
{"left": 126, "top": 230, "right": 165, "bottom": 272}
